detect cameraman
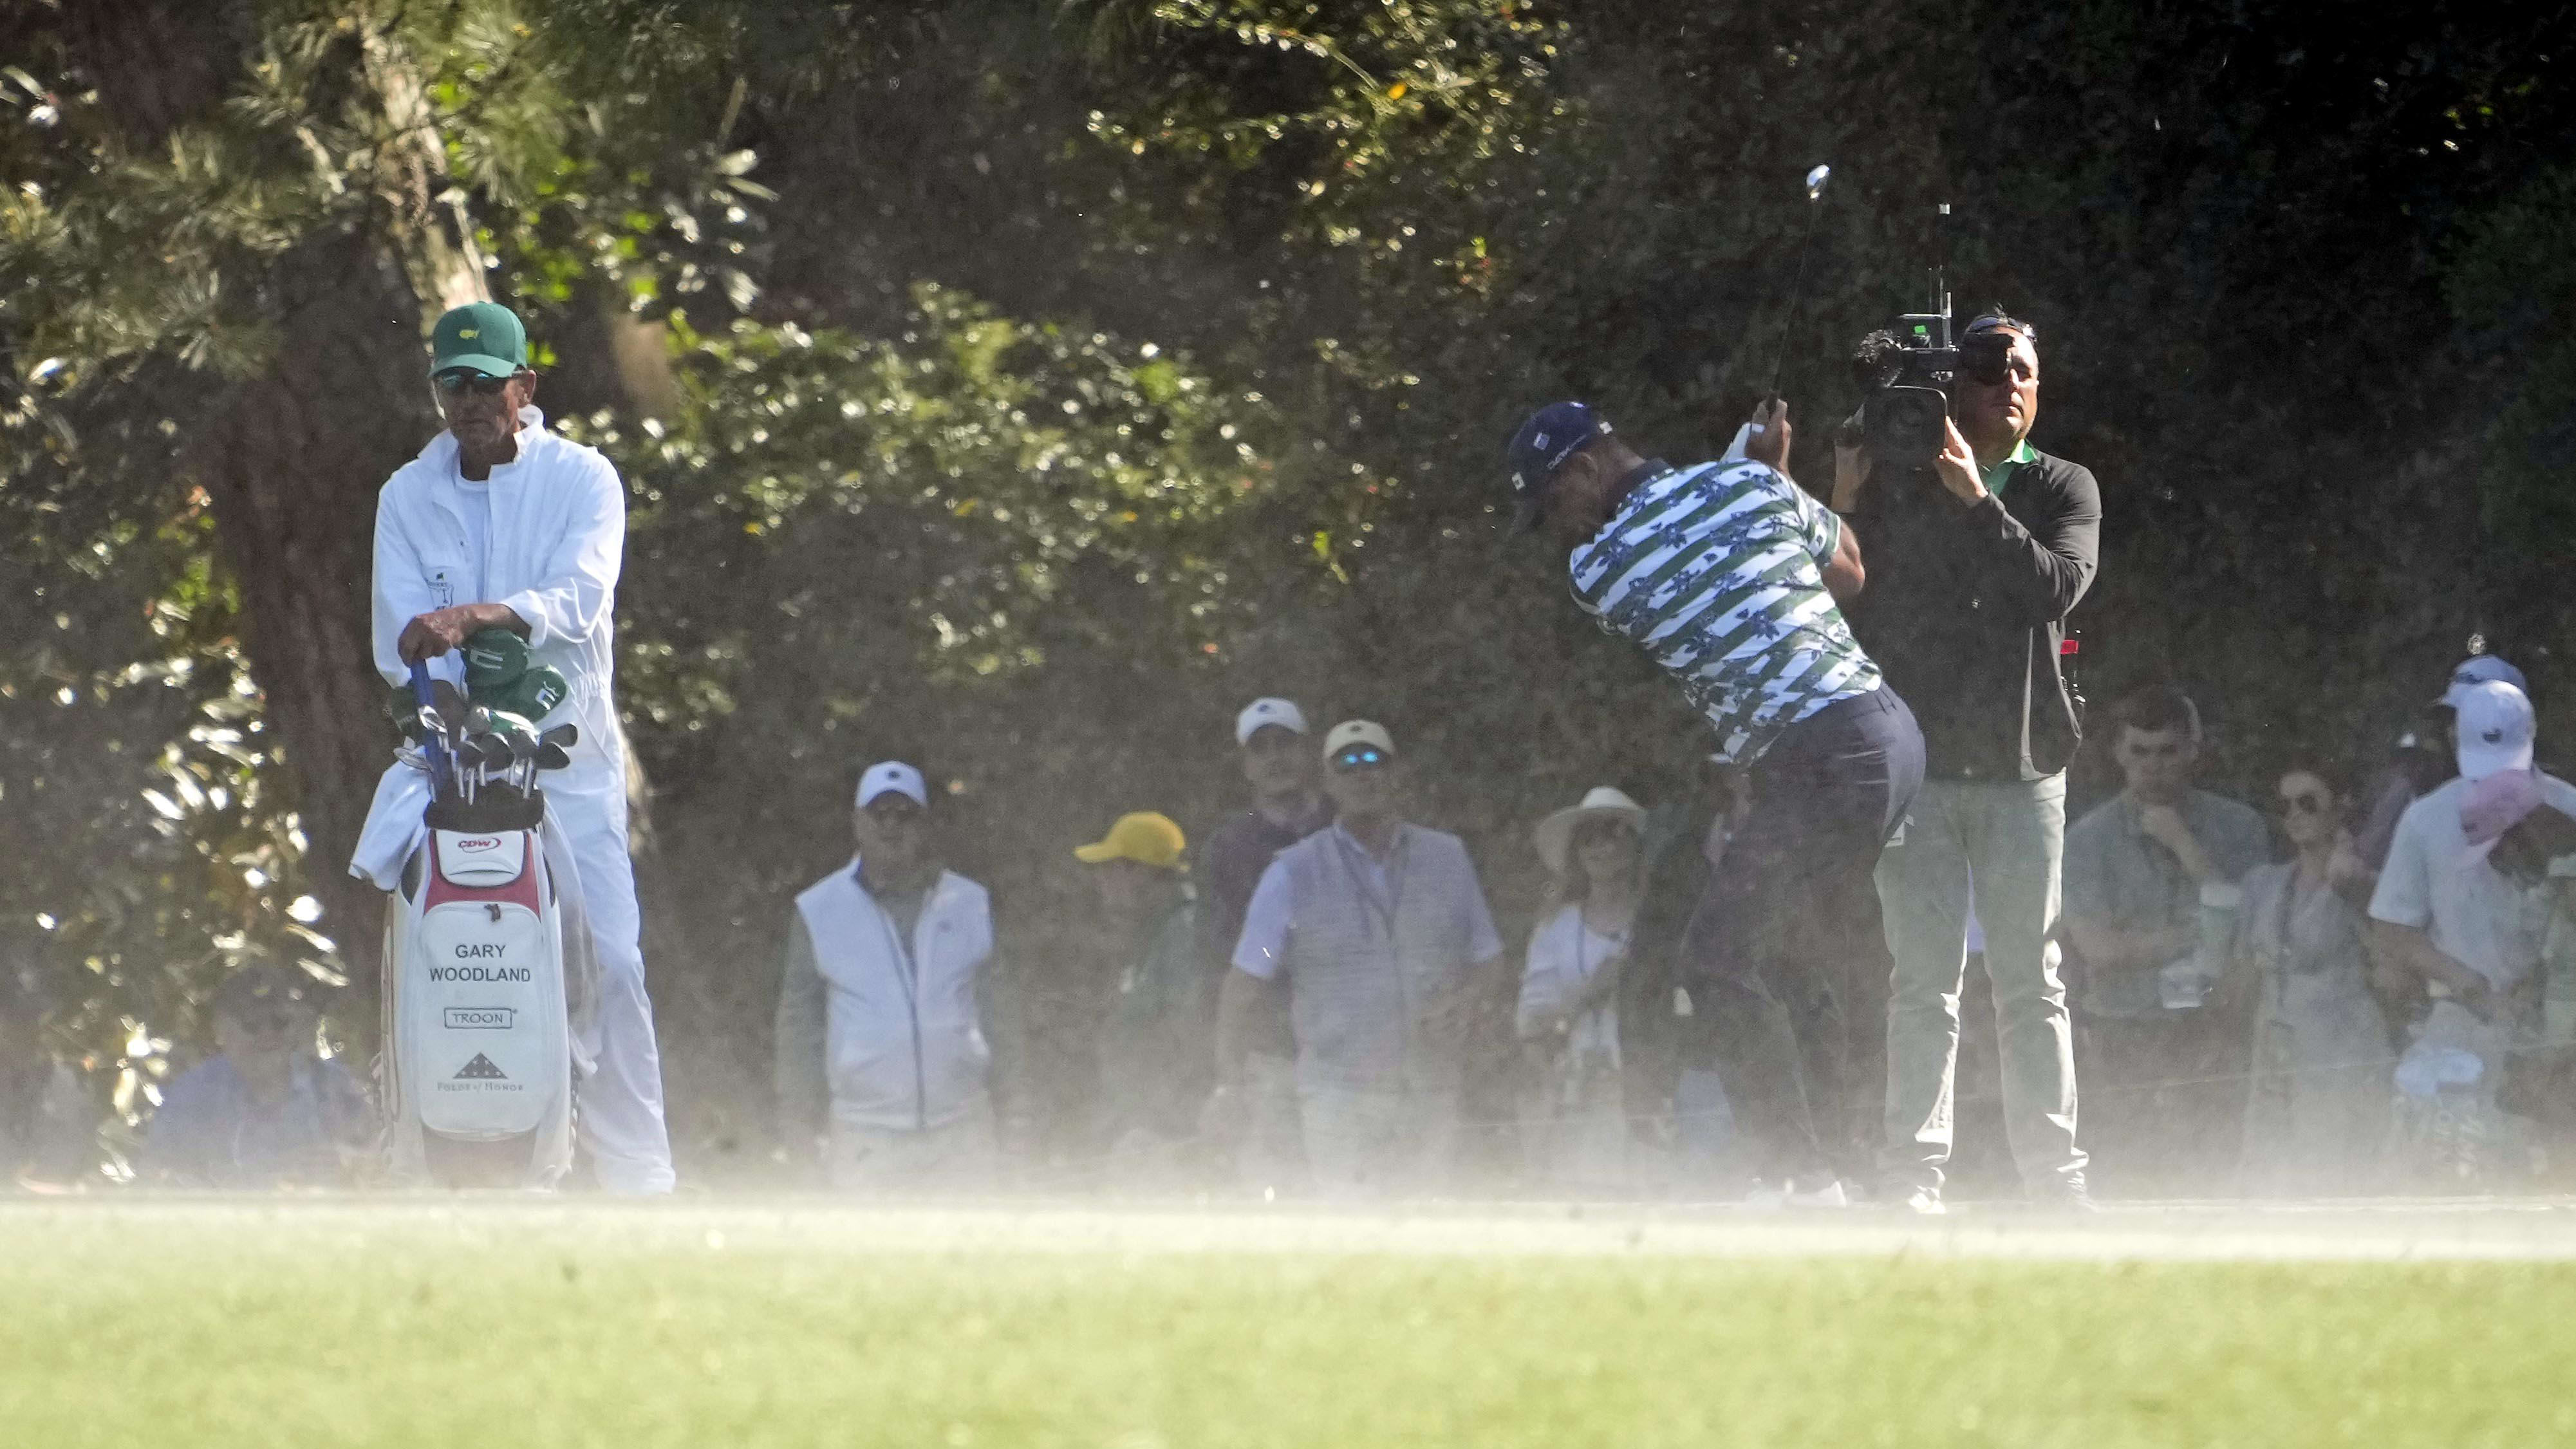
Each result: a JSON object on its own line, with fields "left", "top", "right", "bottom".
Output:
{"left": 1830, "top": 312, "right": 2102, "bottom": 1211}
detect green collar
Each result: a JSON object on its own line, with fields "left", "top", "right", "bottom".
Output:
{"left": 1980, "top": 438, "right": 2037, "bottom": 498}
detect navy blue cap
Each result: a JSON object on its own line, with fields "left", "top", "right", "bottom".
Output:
{"left": 1505, "top": 402, "right": 1612, "bottom": 531}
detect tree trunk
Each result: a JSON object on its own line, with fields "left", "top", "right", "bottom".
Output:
{"left": 62, "top": 1, "right": 484, "bottom": 1017}
{"left": 195, "top": 228, "right": 443, "bottom": 1002}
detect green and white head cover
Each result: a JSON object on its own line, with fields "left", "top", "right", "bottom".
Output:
{"left": 486, "top": 666, "right": 571, "bottom": 722}
{"left": 463, "top": 627, "right": 530, "bottom": 693}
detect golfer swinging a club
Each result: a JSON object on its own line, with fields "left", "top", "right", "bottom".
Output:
{"left": 1505, "top": 396, "right": 1922, "bottom": 1205}
{"left": 350, "top": 300, "right": 676, "bottom": 1193}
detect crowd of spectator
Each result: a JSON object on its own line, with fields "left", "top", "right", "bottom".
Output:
{"left": 752, "top": 655, "right": 2576, "bottom": 1202}
{"left": 11, "top": 657, "right": 2576, "bottom": 1201}
{"left": 732, "top": 655, "right": 2576, "bottom": 1203}
{"left": 9, "top": 293, "right": 2575, "bottom": 1204}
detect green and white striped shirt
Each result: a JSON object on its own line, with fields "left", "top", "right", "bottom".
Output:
{"left": 1569, "top": 459, "right": 1882, "bottom": 764}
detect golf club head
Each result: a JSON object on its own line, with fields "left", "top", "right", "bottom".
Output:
{"left": 538, "top": 723, "right": 579, "bottom": 752}
{"left": 429, "top": 678, "right": 470, "bottom": 724}
{"left": 1804, "top": 164, "right": 1830, "bottom": 202}
{"left": 480, "top": 710, "right": 538, "bottom": 754}
{"left": 534, "top": 743, "right": 572, "bottom": 771}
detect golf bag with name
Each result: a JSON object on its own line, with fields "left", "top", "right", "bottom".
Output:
{"left": 380, "top": 662, "right": 595, "bottom": 1188}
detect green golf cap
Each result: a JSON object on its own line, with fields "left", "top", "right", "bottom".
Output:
{"left": 429, "top": 301, "right": 528, "bottom": 379}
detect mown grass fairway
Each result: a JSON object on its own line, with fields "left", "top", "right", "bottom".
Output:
{"left": 6, "top": 1201, "right": 2574, "bottom": 1448}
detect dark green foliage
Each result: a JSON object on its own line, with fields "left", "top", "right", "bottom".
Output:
{"left": 7, "top": 0, "right": 2576, "bottom": 1177}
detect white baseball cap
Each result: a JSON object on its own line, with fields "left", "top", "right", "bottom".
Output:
{"left": 2452, "top": 681, "right": 2535, "bottom": 783}
{"left": 2441, "top": 653, "right": 2527, "bottom": 703}
{"left": 1321, "top": 719, "right": 1395, "bottom": 763}
{"left": 1235, "top": 697, "right": 1309, "bottom": 745}
{"left": 856, "top": 760, "right": 929, "bottom": 809}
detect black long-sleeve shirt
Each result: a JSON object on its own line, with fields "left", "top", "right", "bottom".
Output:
{"left": 1843, "top": 449, "right": 2102, "bottom": 780}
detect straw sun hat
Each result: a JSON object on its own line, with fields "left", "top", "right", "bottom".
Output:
{"left": 1531, "top": 786, "right": 1648, "bottom": 877}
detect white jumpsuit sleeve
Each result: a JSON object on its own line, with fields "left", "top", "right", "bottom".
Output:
{"left": 372, "top": 480, "right": 443, "bottom": 688}
{"left": 496, "top": 454, "right": 625, "bottom": 651}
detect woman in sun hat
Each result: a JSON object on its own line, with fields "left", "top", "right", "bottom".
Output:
{"left": 1516, "top": 786, "right": 1656, "bottom": 1192}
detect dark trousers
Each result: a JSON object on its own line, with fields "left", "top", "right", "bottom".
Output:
{"left": 1685, "top": 687, "right": 1925, "bottom": 1184}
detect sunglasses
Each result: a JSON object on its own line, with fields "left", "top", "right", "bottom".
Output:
{"left": 1331, "top": 747, "right": 1388, "bottom": 772}
{"left": 435, "top": 370, "right": 521, "bottom": 397}
{"left": 864, "top": 802, "right": 926, "bottom": 825}
{"left": 2277, "top": 791, "right": 2331, "bottom": 817}
{"left": 1959, "top": 333, "right": 2033, "bottom": 388}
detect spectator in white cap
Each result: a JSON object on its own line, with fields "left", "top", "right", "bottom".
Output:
{"left": 2371, "top": 679, "right": 2576, "bottom": 1184}
{"left": 774, "top": 759, "right": 1000, "bottom": 1190}
{"left": 1515, "top": 787, "right": 1653, "bottom": 1192}
{"left": 1210, "top": 720, "right": 1506, "bottom": 1195}
{"left": 1196, "top": 696, "right": 1331, "bottom": 1188}
{"left": 2355, "top": 648, "right": 2530, "bottom": 873}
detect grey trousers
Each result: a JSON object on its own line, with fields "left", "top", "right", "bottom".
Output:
{"left": 1298, "top": 1081, "right": 1461, "bottom": 1198}
{"left": 1876, "top": 774, "right": 2086, "bottom": 1192}
{"left": 828, "top": 1098, "right": 999, "bottom": 1192}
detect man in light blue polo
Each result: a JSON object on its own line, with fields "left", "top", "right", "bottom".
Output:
{"left": 1212, "top": 720, "right": 1504, "bottom": 1195}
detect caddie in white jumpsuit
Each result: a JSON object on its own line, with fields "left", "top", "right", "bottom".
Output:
{"left": 350, "top": 300, "right": 676, "bottom": 1193}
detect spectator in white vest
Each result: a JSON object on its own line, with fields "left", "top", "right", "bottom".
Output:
{"left": 1210, "top": 720, "right": 1506, "bottom": 1195}
{"left": 774, "top": 760, "right": 1000, "bottom": 1190}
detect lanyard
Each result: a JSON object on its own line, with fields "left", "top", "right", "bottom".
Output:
{"left": 1332, "top": 826, "right": 1407, "bottom": 940}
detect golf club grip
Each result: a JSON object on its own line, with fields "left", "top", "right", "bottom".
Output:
{"left": 409, "top": 659, "right": 451, "bottom": 783}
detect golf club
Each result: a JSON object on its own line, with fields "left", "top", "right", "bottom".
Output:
{"left": 407, "top": 661, "right": 454, "bottom": 798}
{"left": 1766, "top": 163, "right": 1833, "bottom": 402}
{"left": 506, "top": 724, "right": 540, "bottom": 795}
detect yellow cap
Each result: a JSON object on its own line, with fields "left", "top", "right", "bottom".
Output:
{"left": 1072, "top": 811, "right": 1187, "bottom": 870}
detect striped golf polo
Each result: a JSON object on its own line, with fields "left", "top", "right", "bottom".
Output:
{"left": 1568, "top": 458, "right": 1883, "bottom": 765}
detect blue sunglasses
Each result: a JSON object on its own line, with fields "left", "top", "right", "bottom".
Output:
{"left": 1331, "top": 747, "right": 1388, "bottom": 771}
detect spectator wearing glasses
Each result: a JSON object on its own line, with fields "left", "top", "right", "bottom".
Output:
{"left": 774, "top": 760, "right": 1000, "bottom": 1190}
{"left": 2060, "top": 686, "right": 2272, "bottom": 1193}
{"left": 2223, "top": 762, "right": 2389, "bottom": 1195}
{"left": 1829, "top": 312, "right": 2102, "bottom": 1213}
{"left": 1212, "top": 721, "right": 1506, "bottom": 1195}
{"left": 1197, "top": 698, "right": 1331, "bottom": 1188}
{"left": 146, "top": 965, "right": 368, "bottom": 1189}
{"left": 352, "top": 299, "right": 673, "bottom": 1193}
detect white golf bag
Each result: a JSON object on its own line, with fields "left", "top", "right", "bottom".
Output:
{"left": 378, "top": 666, "right": 595, "bottom": 1188}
